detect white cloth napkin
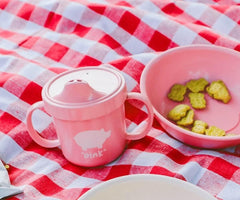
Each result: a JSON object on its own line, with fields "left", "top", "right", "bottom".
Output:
{"left": 0, "top": 160, "right": 23, "bottom": 199}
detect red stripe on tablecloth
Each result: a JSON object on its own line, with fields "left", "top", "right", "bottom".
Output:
{"left": 128, "top": 136, "right": 154, "bottom": 151}
{"left": 73, "top": 24, "right": 91, "bottom": 37}
{"left": 61, "top": 163, "right": 89, "bottom": 176}
{"left": 3, "top": 75, "right": 31, "bottom": 98}
{"left": 150, "top": 166, "right": 186, "bottom": 180}
{"left": 20, "top": 82, "right": 42, "bottom": 105}
{"left": 0, "top": 113, "right": 21, "bottom": 133}
{"left": 0, "top": 47, "right": 57, "bottom": 72}
{"left": 45, "top": 43, "right": 69, "bottom": 62}
{"left": 17, "top": 3, "right": 35, "bottom": 21}
{"left": 25, "top": 142, "right": 58, "bottom": 155}
{"left": 0, "top": 0, "right": 9, "bottom": 9}
{"left": 44, "top": 12, "right": 62, "bottom": 30}
{"left": 115, "top": 1, "right": 133, "bottom": 7}
{"left": 208, "top": 157, "right": 239, "bottom": 179}
{"left": 162, "top": 2, "right": 184, "bottom": 16}
{"left": 195, "top": 20, "right": 208, "bottom": 27}
{"left": 234, "top": 44, "right": 240, "bottom": 52}
{"left": 103, "top": 165, "right": 132, "bottom": 180}
{"left": 110, "top": 57, "right": 131, "bottom": 70}
{"left": 0, "top": 72, "right": 14, "bottom": 87}
{"left": 211, "top": 4, "right": 229, "bottom": 13}
{"left": 8, "top": 123, "right": 33, "bottom": 149}
{"left": 99, "top": 34, "right": 130, "bottom": 55}
{"left": 7, "top": 197, "right": 18, "bottom": 200}
{"left": 118, "top": 11, "right": 140, "bottom": 34}
{"left": 19, "top": 36, "right": 40, "bottom": 49}
{"left": 47, "top": 67, "right": 67, "bottom": 74}
{"left": 0, "top": 30, "right": 15, "bottom": 38}
{"left": 167, "top": 149, "right": 192, "bottom": 164}
{"left": 88, "top": 4, "right": 106, "bottom": 15}
{"left": 31, "top": 176, "right": 64, "bottom": 196}
{"left": 9, "top": 166, "right": 83, "bottom": 199}
{"left": 122, "top": 60, "right": 145, "bottom": 83}
{"left": 78, "top": 55, "right": 102, "bottom": 66}
{"left": 125, "top": 101, "right": 148, "bottom": 125}
{"left": 152, "top": 118, "right": 164, "bottom": 130}
{"left": 199, "top": 29, "right": 219, "bottom": 44}
{"left": 148, "top": 30, "right": 174, "bottom": 51}
{"left": 0, "top": 29, "right": 38, "bottom": 49}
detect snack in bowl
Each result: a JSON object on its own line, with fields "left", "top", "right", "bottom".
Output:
{"left": 188, "top": 92, "right": 206, "bottom": 109}
{"left": 186, "top": 78, "right": 209, "bottom": 93}
{"left": 167, "top": 104, "right": 194, "bottom": 126}
{"left": 176, "top": 109, "right": 194, "bottom": 126}
{"left": 167, "top": 84, "right": 187, "bottom": 102}
{"left": 192, "top": 120, "right": 208, "bottom": 134}
{"left": 206, "top": 80, "right": 231, "bottom": 103}
{"left": 166, "top": 78, "right": 234, "bottom": 137}
{"left": 167, "top": 105, "right": 227, "bottom": 137}
{"left": 167, "top": 78, "right": 231, "bottom": 106}
{"left": 205, "top": 126, "right": 226, "bottom": 136}
{"left": 167, "top": 104, "right": 190, "bottom": 121}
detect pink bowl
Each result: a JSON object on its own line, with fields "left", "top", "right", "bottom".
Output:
{"left": 140, "top": 45, "right": 240, "bottom": 149}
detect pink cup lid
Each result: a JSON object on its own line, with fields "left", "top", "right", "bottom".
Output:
{"left": 42, "top": 66, "right": 127, "bottom": 120}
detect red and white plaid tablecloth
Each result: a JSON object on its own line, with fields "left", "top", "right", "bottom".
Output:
{"left": 1, "top": 0, "right": 240, "bottom": 199}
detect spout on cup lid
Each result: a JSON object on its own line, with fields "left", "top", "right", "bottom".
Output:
{"left": 54, "top": 79, "right": 105, "bottom": 103}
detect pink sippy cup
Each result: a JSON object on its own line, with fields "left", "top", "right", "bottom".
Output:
{"left": 26, "top": 66, "right": 153, "bottom": 167}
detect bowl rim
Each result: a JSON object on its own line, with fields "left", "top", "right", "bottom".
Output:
{"left": 78, "top": 174, "right": 217, "bottom": 200}
{"left": 140, "top": 44, "right": 240, "bottom": 142}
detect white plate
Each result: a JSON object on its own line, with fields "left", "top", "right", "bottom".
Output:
{"left": 78, "top": 174, "right": 217, "bottom": 200}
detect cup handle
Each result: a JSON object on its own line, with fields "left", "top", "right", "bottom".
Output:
{"left": 26, "top": 101, "right": 60, "bottom": 148}
{"left": 125, "top": 92, "right": 154, "bottom": 140}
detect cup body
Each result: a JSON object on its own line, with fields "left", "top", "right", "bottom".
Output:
{"left": 26, "top": 67, "right": 154, "bottom": 167}
{"left": 54, "top": 105, "right": 126, "bottom": 167}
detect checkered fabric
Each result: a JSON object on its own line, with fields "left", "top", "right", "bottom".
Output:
{"left": 1, "top": 0, "right": 240, "bottom": 199}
